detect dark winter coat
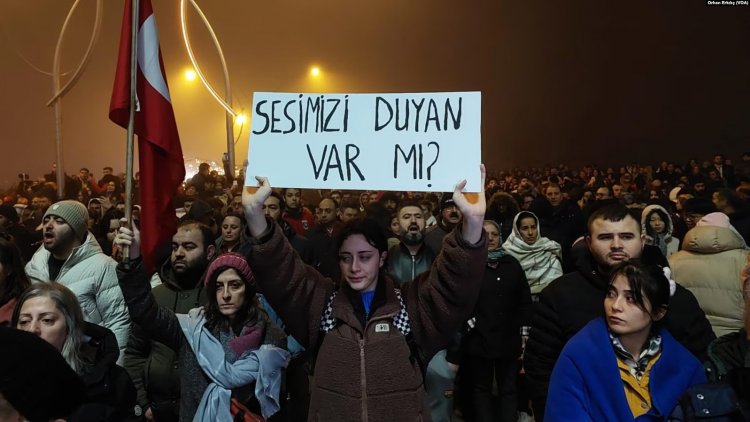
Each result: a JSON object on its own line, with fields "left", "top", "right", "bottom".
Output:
{"left": 69, "top": 322, "right": 138, "bottom": 422}
{"left": 118, "top": 259, "right": 286, "bottom": 422}
{"left": 244, "top": 220, "right": 486, "bottom": 422}
{"left": 461, "top": 255, "right": 531, "bottom": 359}
{"left": 122, "top": 260, "right": 207, "bottom": 416}
{"left": 705, "top": 329, "right": 750, "bottom": 414}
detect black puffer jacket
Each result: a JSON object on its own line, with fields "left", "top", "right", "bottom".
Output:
{"left": 70, "top": 322, "right": 138, "bottom": 422}
{"left": 524, "top": 250, "right": 716, "bottom": 421}
{"left": 122, "top": 259, "right": 207, "bottom": 418}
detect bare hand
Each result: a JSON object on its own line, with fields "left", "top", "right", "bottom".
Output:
{"left": 242, "top": 176, "right": 273, "bottom": 236}
{"left": 113, "top": 218, "right": 141, "bottom": 260}
{"left": 145, "top": 407, "right": 154, "bottom": 421}
{"left": 453, "top": 164, "right": 487, "bottom": 244}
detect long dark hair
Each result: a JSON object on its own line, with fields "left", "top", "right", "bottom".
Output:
{"left": 204, "top": 265, "right": 260, "bottom": 335}
{"left": 0, "top": 235, "right": 31, "bottom": 306}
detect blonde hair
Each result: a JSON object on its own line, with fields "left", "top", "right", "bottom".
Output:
{"left": 11, "top": 283, "right": 85, "bottom": 373}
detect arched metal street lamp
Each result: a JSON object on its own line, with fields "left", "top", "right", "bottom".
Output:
{"left": 180, "top": 0, "right": 240, "bottom": 175}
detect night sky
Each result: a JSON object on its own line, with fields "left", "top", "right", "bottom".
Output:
{"left": 1, "top": 0, "right": 749, "bottom": 187}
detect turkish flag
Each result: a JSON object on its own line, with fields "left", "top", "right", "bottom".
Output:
{"left": 109, "top": 0, "right": 184, "bottom": 273}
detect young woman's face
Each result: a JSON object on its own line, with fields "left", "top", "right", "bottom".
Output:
{"left": 338, "top": 234, "right": 386, "bottom": 293}
{"left": 483, "top": 222, "right": 500, "bottom": 251}
{"left": 215, "top": 268, "right": 246, "bottom": 320}
{"left": 518, "top": 217, "right": 538, "bottom": 245}
{"left": 16, "top": 296, "right": 68, "bottom": 352}
{"left": 648, "top": 212, "right": 666, "bottom": 234}
{"left": 604, "top": 275, "right": 655, "bottom": 339}
{"left": 221, "top": 216, "right": 242, "bottom": 243}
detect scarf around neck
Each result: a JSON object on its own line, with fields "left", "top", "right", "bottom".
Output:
{"left": 487, "top": 248, "right": 505, "bottom": 263}
{"left": 177, "top": 308, "right": 291, "bottom": 421}
{"left": 502, "top": 212, "right": 563, "bottom": 294}
{"left": 609, "top": 330, "right": 662, "bottom": 381}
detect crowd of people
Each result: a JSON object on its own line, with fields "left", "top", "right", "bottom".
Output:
{"left": 0, "top": 152, "right": 749, "bottom": 421}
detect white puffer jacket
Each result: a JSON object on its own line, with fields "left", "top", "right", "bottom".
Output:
{"left": 668, "top": 224, "right": 748, "bottom": 337}
{"left": 26, "top": 232, "right": 131, "bottom": 362}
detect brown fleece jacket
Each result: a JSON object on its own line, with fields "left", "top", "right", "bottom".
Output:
{"left": 245, "top": 221, "right": 486, "bottom": 422}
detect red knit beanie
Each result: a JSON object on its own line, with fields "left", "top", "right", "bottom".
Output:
{"left": 204, "top": 252, "right": 255, "bottom": 286}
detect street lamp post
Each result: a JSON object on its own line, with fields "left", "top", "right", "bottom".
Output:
{"left": 180, "top": 0, "right": 237, "bottom": 174}
{"left": 46, "top": 0, "right": 103, "bottom": 199}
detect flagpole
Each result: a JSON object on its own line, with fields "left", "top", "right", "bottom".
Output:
{"left": 123, "top": 0, "right": 139, "bottom": 261}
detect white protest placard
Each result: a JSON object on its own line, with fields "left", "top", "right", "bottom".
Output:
{"left": 245, "top": 92, "right": 481, "bottom": 192}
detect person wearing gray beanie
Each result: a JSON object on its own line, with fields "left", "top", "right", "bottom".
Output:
{"left": 43, "top": 200, "right": 90, "bottom": 242}
{"left": 25, "top": 199, "right": 131, "bottom": 363}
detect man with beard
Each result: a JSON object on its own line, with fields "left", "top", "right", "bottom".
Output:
{"left": 24, "top": 200, "right": 131, "bottom": 359}
{"left": 425, "top": 194, "right": 463, "bottom": 255}
{"left": 388, "top": 200, "right": 460, "bottom": 421}
{"left": 379, "top": 192, "right": 400, "bottom": 214}
{"left": 122, "top": 221, "right": 215, "bottom": 422}
{"left": 524, "top": 204, "right": 715, "bottom": 421}
{"left": 387, "top": 200, "right": 435, "bottom": 285}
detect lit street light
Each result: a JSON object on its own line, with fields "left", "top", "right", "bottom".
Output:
{"left": 310, "top": 66, "right": 321, "bottom": 77}
{"left": 234, "top": 113, "right": 247, "bottom": 125}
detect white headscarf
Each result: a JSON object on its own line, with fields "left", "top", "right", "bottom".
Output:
{"left": 503, "top": 211, "right": 564, "bottom": 294}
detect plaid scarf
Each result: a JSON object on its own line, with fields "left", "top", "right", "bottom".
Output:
{"left": 609, "top": 331, "right": 662, "bottom": 381}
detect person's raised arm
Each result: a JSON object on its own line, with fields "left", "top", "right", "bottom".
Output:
{"left": 453, "top": 164, "right": 487, "bottom": 244}
{"left": 242, "top": 176, "right": 273, "bottom": 237}
{"left": 113, "top": 222, "right": 182, "bottom": 351}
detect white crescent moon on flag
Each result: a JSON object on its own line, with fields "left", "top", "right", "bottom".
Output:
{"left": 137, "top": 14, "right": 171, "bottom": 103}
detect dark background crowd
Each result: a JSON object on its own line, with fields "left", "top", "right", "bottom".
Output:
{"left": 2, "top": 151, "right": 749, "bottom": 266}
{"left": 1, "top": 150, "right": 749, "bottom": 421}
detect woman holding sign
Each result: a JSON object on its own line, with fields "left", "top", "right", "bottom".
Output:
{"left": 241, "top": 165, "right": 487, "bottom": 421}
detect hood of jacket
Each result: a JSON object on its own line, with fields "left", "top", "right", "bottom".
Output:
{"left": 641, "top": 204, "right": 674, "bottom": 241}
{"left": 26, "top": 231, "right": 104, "bottom": 281}
{"left": 681, "top": 224, "right": 747, "bottom": 254}
{"left": 81, "top": 321, "right": 120, "bottom": 369}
